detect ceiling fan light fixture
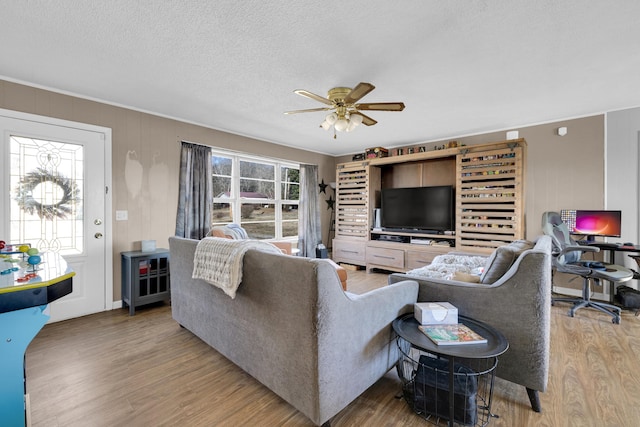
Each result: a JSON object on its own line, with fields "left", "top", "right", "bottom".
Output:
{"left": 320, "top": 120, "right": 331, "bottom": 130}
{"left": 346, "top": 119, "right": 359, "bottom": 132}
{"left": 350, "top": 113, "right": 363, "bottom": 126}
{"left": 325, "top": 112, "right": 338, "bottom": 124}
{"left": 334, "top": 117, "right": 349, "bottom": 132}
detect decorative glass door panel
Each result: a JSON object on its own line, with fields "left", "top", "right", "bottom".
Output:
{"left": 9, "top": 136, "right": 84, "bottom": 255}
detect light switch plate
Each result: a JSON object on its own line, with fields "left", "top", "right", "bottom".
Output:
{"left": 115, "top": 210, "right": 128, "bottom": 221}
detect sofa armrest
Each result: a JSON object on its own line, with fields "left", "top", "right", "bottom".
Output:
{"left": 315, "top": 279, "right": 418, "bottom": 417}
{"left": 343, "top": 279, "right": 418, "bottom": 317}
{"left": 390, "top": 273, "right": 487, "bottom": 289}
{"left": 388, "top": 273, "right": 503, "bottom": 308}
{"left": 335, "top": 280, "right": 418, "bottom": 342}
{"left": 336, "top": 281, "right": 419, "bottom": 353}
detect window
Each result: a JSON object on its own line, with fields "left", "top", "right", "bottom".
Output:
{"left": 211, "top": 150, "right": 299, "bottom": 240}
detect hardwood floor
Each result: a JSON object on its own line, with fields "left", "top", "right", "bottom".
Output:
{"left": 26, "top": 269, "right": 640, "bottom": 426}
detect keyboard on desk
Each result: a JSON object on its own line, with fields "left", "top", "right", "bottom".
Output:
{"left": 594, "top": 243, "right": 620, "bottom": 249}
{"left": 575, "top": 241, "right": 619, "bottom": 248}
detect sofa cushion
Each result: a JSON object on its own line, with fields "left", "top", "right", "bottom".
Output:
{"left": 208, "top": 223, "right": 248, "bottom": 239}
{"left": 480, "top": 240, "right": 534, "bottom": 284}
{"left": 507, "top": 239, "right": 536, "bottom": 255}
{"left": 480, "top": 246, "right": 515, "bottom": 283}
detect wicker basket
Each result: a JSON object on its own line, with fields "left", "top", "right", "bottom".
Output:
{"left": 396, "top": 339, "right": 498, "bottom": 427}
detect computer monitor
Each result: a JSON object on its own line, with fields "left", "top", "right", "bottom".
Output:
{"left": 573, "top": 210, "right": 622, "bottom": 241}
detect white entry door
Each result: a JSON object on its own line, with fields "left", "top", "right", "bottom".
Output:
{"left": 0, "top": 110, "right": 112, "bottom": 322}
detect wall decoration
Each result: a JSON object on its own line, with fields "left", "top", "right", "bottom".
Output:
{"left": 14, "top": 167, "right": 80, "bottom": 220}
{"left": 318, "top": 179, "right": 328, "bottom": 193}
{"left": 325, "top": 195, "right": 334, "bottom": 210}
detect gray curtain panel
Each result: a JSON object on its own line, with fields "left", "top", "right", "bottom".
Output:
{"left": 175, "top": 142, "right": 213, "bottom": 239}
{"left": 298, "top": 164, "right": 321, "bottom": 257}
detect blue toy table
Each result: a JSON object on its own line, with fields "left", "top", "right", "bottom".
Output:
{"left": 0, "top": 252, "right": 74, "bottom": 426}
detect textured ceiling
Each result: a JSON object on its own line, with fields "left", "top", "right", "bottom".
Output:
{"left": 1, "top": 1, "right": 640, "bottom": 156}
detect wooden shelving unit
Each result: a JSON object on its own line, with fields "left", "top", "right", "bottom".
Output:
{"left": 456, "top": 143, "right": 526, "bottom": 252}
{"left": 332, "top": 162, "right": 379, "bottom": 266}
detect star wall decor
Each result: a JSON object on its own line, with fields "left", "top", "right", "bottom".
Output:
{"left": 318, "top": 179, "right": 328, "bottom": 193}
{"left": 325, "top": 195, "right": 334, "bottom": 210}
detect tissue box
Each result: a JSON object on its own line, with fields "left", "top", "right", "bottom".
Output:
{"left": 414, "top": 302, "right": 458, "bottom": 325}
{"left": 141, "top": 240, "right": 156, "bottom": 252}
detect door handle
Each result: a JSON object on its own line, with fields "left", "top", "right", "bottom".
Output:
{"left": 95, "top": 232, "right": 103, "bottom": 239}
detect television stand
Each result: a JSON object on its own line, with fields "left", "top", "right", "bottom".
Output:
{"left": 366, "top": 230, "right": 455, "bottom": 273}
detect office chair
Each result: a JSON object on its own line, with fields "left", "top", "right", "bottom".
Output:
{"left": 541, "top": 211, "right": 633, "bottom": 324}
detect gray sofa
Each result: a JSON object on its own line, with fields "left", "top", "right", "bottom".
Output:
{"left": 169, "top": 236, "right": 419, "bottom": 426}
{"left": 388, "top": 235, "right": 552, "bottom": 412}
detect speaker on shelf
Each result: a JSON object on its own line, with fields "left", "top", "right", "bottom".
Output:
{"left": 373, "top": 208, "right": 381, "bottom": 229}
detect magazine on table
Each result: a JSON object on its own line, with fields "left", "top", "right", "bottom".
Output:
{"left": 418, "top": 323, "right": 487, "bottom": 345}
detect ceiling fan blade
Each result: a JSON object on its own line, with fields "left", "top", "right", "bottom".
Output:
{"left": 355, "top": 102, "right": 405, "bottom": 111}
{"left": 284, "top": 107, "right": 332, "bottom": 115}
{"left": 352, "top": 112, "right": 377, "bottom": 126}
{"left": 294, "top": 89, "right": 334, "bottom": 106}
{"left": 344, "top": 82, "right": 375, "bottom": 104}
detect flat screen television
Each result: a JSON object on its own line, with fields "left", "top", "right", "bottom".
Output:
{"left": 380, "top": 185, "right": 454, "bottom": 233}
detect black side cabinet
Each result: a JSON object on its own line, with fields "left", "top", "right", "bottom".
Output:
{"left": 121, "top": 249, "right": 170, "bottom": 315}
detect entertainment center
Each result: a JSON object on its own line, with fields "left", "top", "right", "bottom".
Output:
{"left": 332, "top": 138, "right": 527, "bottom": 272}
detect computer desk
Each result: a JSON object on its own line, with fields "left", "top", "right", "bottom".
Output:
{"left": 588, "top": 243, "right": 640, "bottom": 302}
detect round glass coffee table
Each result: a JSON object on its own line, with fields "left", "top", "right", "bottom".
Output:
{"left": 393, "top": 313, "right": 508, "bottom": 426}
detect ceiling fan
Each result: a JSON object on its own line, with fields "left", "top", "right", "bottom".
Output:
{"left": 284, "top": 82, "right": 405, "bottom": 138}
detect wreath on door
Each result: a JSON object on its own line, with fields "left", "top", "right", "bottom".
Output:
{"left": 14, "top": 168, "right": 80, "bottom": 220}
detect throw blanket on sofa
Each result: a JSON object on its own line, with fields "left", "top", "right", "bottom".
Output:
{"left": 406, "top": 253, "right": 487, "bottom": 281}
{"left": 192, "top": 237, "right": 282, "bottom": 298}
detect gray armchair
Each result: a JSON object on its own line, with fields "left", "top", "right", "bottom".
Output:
{"left": 388, "top": 236, "right": 552, "bottom": 412}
